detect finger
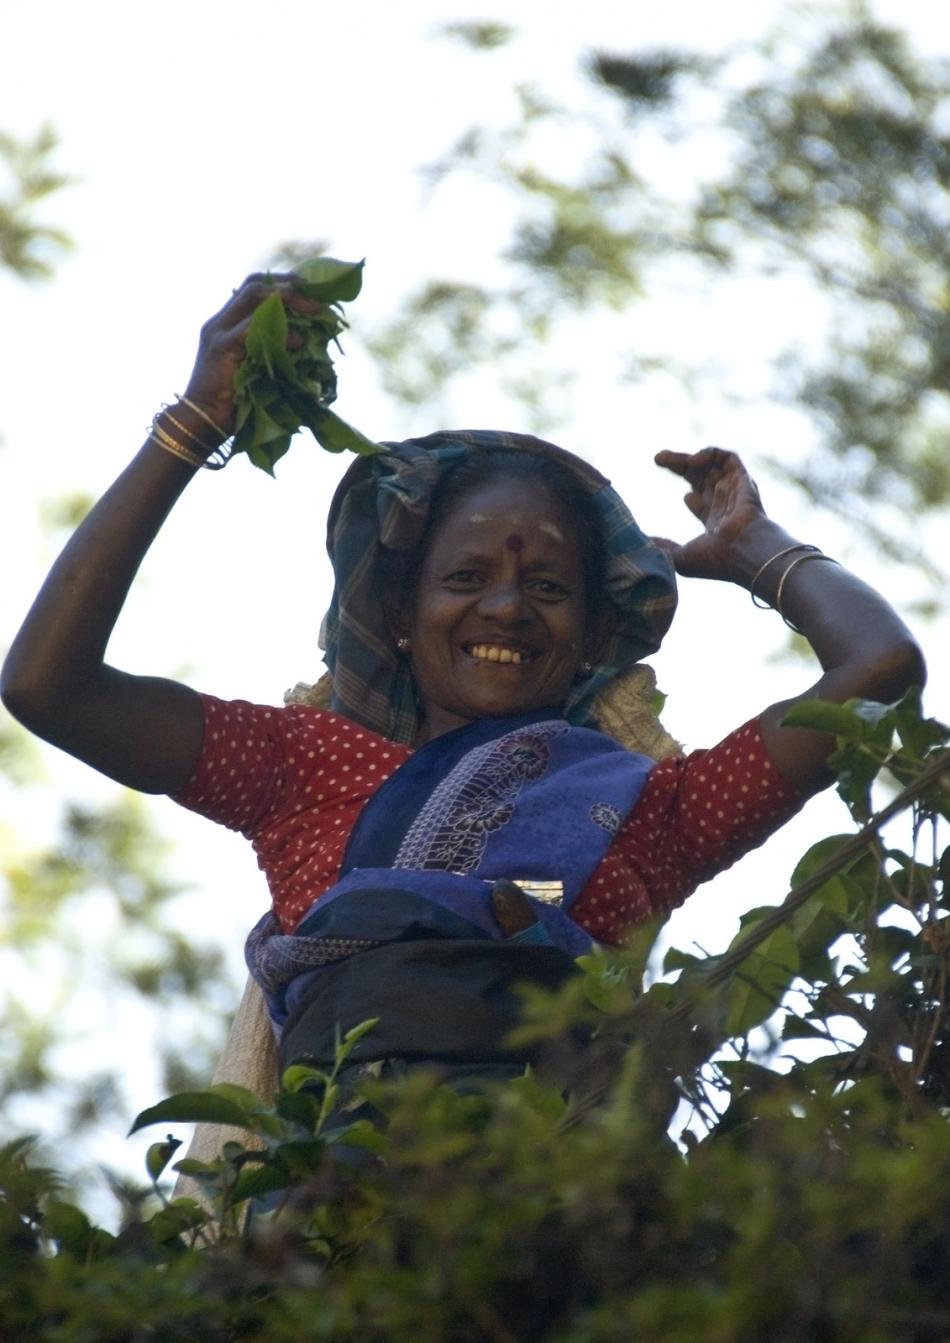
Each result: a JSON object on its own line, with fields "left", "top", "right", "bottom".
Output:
{"left": 649, "top": 535, "right": 681, "bottom": 557}
{"left": 655, "top": 446, "right": 736, "bottom": 487}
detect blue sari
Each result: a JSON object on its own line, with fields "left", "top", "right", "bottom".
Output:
{"left": 246, "top": 711, "right": 654, "bottom": 1068}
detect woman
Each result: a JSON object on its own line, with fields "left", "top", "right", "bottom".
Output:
{"left": 1, "top": 274, "right": 926, "bottom": 1094}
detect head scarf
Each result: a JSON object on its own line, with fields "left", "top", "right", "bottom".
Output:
{"left": 319, "top": 430, "right": 677, "bottom": 743}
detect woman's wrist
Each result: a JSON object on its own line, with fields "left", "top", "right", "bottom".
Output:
{"left": 719, "top": 519, "right": 813, "bottom": 594}
{"left": 147, "top": 398, "right": 232, "bottom": 472}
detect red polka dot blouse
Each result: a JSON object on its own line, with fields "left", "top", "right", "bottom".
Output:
{"left": 171, "top": 696, "right": 805, "bottom": 944}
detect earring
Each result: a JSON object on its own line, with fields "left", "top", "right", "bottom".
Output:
{"left": 580, "top": 660, "right": 593, "bottom": 674}
{"left": 397, "top": 636, "right": 410, "bottom": 653}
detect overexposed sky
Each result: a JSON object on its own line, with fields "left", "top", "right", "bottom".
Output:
{"left": 2, "top": 0, "right": 948, "bottom": 1189}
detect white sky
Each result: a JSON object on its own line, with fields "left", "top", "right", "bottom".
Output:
{"left": 1, "top": 0, "right": 948, "bottom": 1198}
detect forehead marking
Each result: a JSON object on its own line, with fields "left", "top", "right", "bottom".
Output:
{"left": 505, "top": 533, "right": 524, "bottom": 552}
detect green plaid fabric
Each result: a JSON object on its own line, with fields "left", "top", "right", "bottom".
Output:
{"left": 320, "top": 430, "right": 677, "bottom": 743}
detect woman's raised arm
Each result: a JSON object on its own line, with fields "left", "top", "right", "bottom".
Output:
{"left": 653, "top": 448, "right": 927, "bottom": 795}
{"left": 1, "top": 276, "right": 317, "bottom": 794}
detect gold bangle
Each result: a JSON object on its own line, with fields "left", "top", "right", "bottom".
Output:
{"left": 158, "top": 405, "right": 217, "bottom": 452}
{"left": 148, "top": 424, "right": 205, "bottom": 470}
{"left": 749, "top": 544, "right": 821, "bottom": 609}
{"left": 175, "top": 393, "right": 229, "bottom": 443}
{"left": 775, "top": 552, "right": 839, "bottom": 631}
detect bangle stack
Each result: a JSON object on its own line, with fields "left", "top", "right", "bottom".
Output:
{"left": 147, "top": 397, "right": 234, "bottom": 471}
{"left": 750, "top": 543, "right": 838, "bottom": 631}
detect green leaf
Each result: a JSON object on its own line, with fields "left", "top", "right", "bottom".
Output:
{"left": 725, "top": 922, "right": 800, "bottom": 1037}
{"left": 129, "top": 1091, "right": 256, "bottom": 1135}
{"left": 273, "top": 1139, "right": 326, "bottom": 1176}
{"left": 229, "top": 256, "right": 376, "bottom": 472}
{"left": 282, "top": 1064, "right": 328, "bottom": 1093}
{"left": 231, "top": 1163, "right": 288, "bottom": 1203}
{"left": 276, "top": 1090, "right": 321, "bottom": 1130}
{"left": 244, "top": 292, "right": 291, "bottom": 380}
{"left": 172, "top": 1157, "right": 222, "bottom": 1179}
{"left": 308, "top": 406, "right": 381, "bottom": 455}
{"left": 146, "top": 1135, "right": 182, "bottom": 1182}
{"left": 782, "top": 699, "right": 869, "bottom": 737}
{"left": 508, "top": 1067, "right": 569, "bottom": 1124}
{"left": 617, "top": 912, "right": 668, "bottom": 986}
{"left": 293, "top": 256, "right": 365, "bottom": 302}
{"left": 207, "top": 1081, "right": 265, "bottom": 1110}
{"left": 146, "top": 1201, "right": 208, "bottom": 1244}
{"left": 333, "top": 1016, "right": 380, "bottom": 1067}
{"left": 43, "top": 1199, "right": 95, "bottom": 1255}
{"left": 342, "top": 1017, "right": 381, "bottom": 1048}
{"left": 663, "top": 946, "right": 704, "bottom": 974}
{"left": 790, "top": 834, "right": 860, "bottom": 892}
{"left": 329, "top": 1118, "right": 388, "bottom": 1155}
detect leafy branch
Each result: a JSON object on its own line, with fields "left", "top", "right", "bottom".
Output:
{"left": 231, "top": 256, "right": 380, "bottom": 474}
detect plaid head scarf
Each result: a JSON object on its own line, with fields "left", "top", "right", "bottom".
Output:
{"left": 320, "top": 430, "right": 677, "bottom": 743}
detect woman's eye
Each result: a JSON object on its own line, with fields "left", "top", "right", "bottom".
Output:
{"left": 444, "top": 570, "right": 482, "bottom": 586}
{"left": 528, "top": 578, "right": 570, "bottom": 598}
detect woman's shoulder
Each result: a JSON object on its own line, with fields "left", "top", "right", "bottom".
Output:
{"left": 196, "top": 690, "right": 403, "bottom": 753}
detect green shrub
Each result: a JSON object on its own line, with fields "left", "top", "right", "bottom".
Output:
{"left": 3, "top": 692, "right": 948, "bottom": 1342}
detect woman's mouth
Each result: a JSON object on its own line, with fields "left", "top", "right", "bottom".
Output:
{"left": 464, "top": 643, "right": 536, "bottom": 665}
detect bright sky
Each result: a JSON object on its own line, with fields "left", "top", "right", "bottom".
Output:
{"left": 2, "top": 0, "right": 948, "bottom": 1197}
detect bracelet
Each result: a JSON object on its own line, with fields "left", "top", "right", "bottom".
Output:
{"left": 775, "top": 552, "right": 840, "bottom": 632}
{"left": 172, "top": 395, "right": 234, "bottom": 470}
{"left": 148, "top": 421, "right": 205, "bottom": 470}
{"left": 175, "top": 393, "right": 229, "bottom": 443}
{"left": 158, "top": 404, "right": 217, "bottom": 452}
{"left": 749, "top": 544, "right": 821, "bottom": 609}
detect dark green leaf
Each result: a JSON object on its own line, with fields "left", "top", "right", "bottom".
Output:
{"left": 276, "top": 1090, "right": 321, "bottom": 1129}
{"left": 329, "top": 1118, "right": 388, "bottom": 1154}
{"left": 230, "top": 256, "right": 377, "bottom": 472}
{"left": 273, "top": 1140, "right": 326, "bottom": 1176}
{"left": 146, "top": 1135, "right": 182, "bottom": 1182}
{"left": 230, "top": 1163, "right": 288, "bottom": 1203}
{"left": 129, "top": 1091, "right": 255, "bottom": 1135}
{"left": 308, "top": 406, "right": 381, "bottom": 455}
{"left": 725, "top": 922, "right": 800, "bottom": 1037}
{"left": 282, "top": 1064, "right": 328, "bottom": 1093}
{"left": 244, "top": 292, "right": 291, "bottom": 380}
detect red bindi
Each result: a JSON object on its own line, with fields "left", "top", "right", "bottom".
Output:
{"left": 505, "top": 533, "right": 524, "bottom": 552}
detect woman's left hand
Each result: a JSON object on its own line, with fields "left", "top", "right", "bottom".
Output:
{"left": 653, "top": 445, "right": 925, "bottom": 797}
{"left": 652, "top": 447, "right": 767, "bottom": 583}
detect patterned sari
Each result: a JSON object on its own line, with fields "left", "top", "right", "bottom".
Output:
{"left": 246, "top": 710, "right": 654, "bottom": 1072}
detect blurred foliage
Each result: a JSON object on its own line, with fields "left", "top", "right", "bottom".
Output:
{"left": 0, "top": 724, "right": 232, "bottom": 1150}
{"left": 0, "top": 124, "right": 73, "bottom": 280}
{"left": 436, "top": 21, "right": 515, "bottom": 51}
{"left": 1, "top": 140, "right": 232, "bottom": 1169}
{"left": 370, "top": 2, "right": 950, "bottom": 575}
{"left": 2, "top": 691, "right": 947, "bottom": 1340}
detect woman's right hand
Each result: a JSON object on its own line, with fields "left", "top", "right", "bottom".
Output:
{"left": 0, "top": 270, "right": 321, "bottom": 793}
{"left": 180, "top": 273, "right": 323, "bottom": 439}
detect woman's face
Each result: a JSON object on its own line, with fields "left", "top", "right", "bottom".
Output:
{"left": 405, "top": 475, "right": 591, "bottom": 743}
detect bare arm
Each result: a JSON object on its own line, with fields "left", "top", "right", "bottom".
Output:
{"left": 1, "top": 275, "right": 320, "bottom": 794}
{"left": 654, "top": 448, "right": 926, "bottom": 794}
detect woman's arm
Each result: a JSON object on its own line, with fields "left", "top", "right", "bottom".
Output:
{"left": 0, "top": 275, "right": 318, "bottom": 794}
{"left": 654, "top": 448, "right": 926, "bottom": 795}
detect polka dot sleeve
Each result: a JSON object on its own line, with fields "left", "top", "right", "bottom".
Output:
{"left": 168, "top": 693, "right": 412, "bottom": 931}
{"left": 572, "top": 717, "right": 807, "bottom": 945}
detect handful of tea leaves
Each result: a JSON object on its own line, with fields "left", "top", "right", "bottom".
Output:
{"left": 231, "top": 256, "right": 380, "bottom": 474}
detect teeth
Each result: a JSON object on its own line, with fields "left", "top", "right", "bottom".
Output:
{"left": 470, "top": 644, "right": 524, "bottom": 664}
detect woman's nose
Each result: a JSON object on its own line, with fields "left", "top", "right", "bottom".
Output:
{"left": 477, "top": 581, "right": 530, "bottom": 622}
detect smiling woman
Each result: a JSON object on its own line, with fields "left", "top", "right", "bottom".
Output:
{"left": 0, "top": 273, "right": 926, "bottom": 1126}
{"left": 404, "top": 473, "right": 591, "bottom": 737}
